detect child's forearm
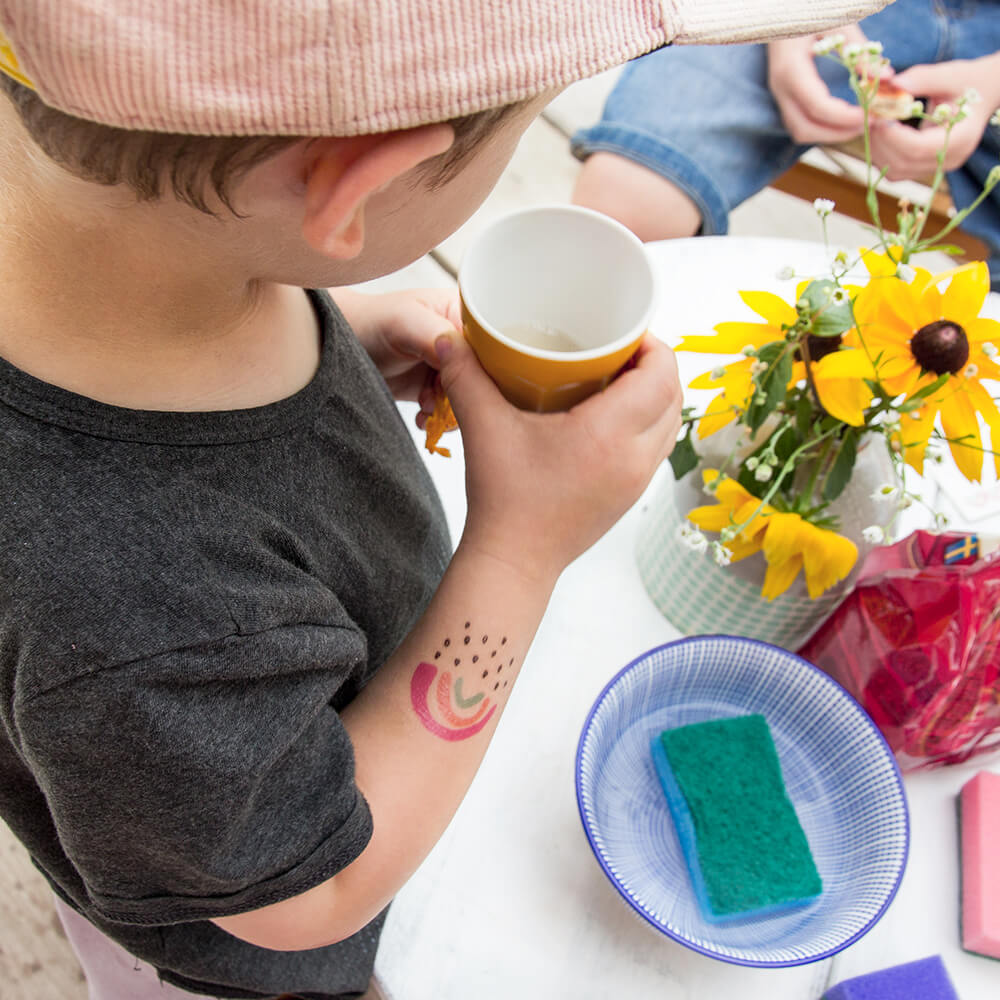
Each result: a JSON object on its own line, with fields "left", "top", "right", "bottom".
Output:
{"left": 212, "top": 330, "right": 682, "bottom": 951}
{"left": 338, "top": 540, "right": 558, "bottom": 928}
{"left": 211, "top": 536, "right": 559, "bottom": 950}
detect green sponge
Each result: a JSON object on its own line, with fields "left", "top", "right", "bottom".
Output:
{"left": 652, "top": 714, "right": 822, "bottom": 922}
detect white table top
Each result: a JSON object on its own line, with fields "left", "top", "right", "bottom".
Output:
{"left": 376, "top": 237, "right": 1000, "bottom": 1000}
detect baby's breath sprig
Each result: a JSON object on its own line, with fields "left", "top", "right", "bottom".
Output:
{"left": 815, "top": 36, "right": 1000, "bottom": 262}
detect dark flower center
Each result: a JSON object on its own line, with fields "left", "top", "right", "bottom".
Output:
{"left": 910, "top": 319, "right": 969, "bottom": 375}
{"left": 804, "top": 334, "right": 842, "bottom": 362}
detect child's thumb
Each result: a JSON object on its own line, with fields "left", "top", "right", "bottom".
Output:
{"left": 890, "top": 64, "right": 947, "bottom": 100}
{"left": 434, "top": 332, "right": 504, "bottom": 421}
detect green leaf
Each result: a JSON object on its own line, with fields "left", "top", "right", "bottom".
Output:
{"left": 898, "top": 373, "right": 950, "bottom": 410}
{"left": 795, "top": 391, "right": 814, "bottom": 438}
{"left": 797, "top": 279, "right": 854, "bottom": 338}
{"left": 745, "top": 341, "right": 793, "bottom": 432}
{"left": 668, "top": 425, "right": 700, "bottom": 480}
{"left": 770, "top": 426, "right": 804, "bottom": 498}
{"left": 823, "top": 429, "right": 859, "bottom": 502}
{"left": 736, "top": 460, "right": 763, "bottom": 498}
{"left": 916, "top": 243, "right": 965, "bottom": 257}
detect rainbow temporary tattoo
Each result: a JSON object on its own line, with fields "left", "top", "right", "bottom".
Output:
{"left": 453, "top": 677, "right": 483, "bottom": 709}
{"left": 409, "top": 622, "right": 513, "bottom": 741}
{"left": 411, "top": 662, "right": 495, "bottom": 741}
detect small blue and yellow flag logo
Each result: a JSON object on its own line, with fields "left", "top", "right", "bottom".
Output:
{"left": 0, "top": 27, "right": 35, "bottom": 89}
{"left": 944, "top": 535, "right": 979, "bottom": 564}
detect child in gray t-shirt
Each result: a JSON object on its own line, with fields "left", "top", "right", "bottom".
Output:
{"left": 0, "top": 1, "right": 884, "bottom": 996}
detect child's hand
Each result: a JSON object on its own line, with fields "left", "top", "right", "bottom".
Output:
{"left": 767, "top": 29, "right": 867, "bottom": 144}
{"left": 436, "top": 331, "right": 682, "bottom": 582}
{"left": 870, "top": 54, "right": 1000, "bottom": 179}
{"left": 331, "top": 287, "right": 461, "bottom": 405}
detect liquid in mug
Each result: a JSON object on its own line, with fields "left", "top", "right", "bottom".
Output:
{"left": 502, "top": 321, "right": 582, "bottom": 352}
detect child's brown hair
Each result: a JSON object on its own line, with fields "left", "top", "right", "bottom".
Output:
{"left": 0, "top": 74, "right": 518, "bottom": 214}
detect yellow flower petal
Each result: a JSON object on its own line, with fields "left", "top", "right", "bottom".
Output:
{"left": 761, "top": 512, "right": 807, "bottom": 568}
{"left": 898, "top": 405, "right": 939, "bottom": 475}
{"left": 722, "top": 536, "right": 765, "bottom": 562}
{"left": 711, "top": 321, "right": 783, "bottom": 350}
{"left": 881, "top": 364, "right": 926, "bottom": 400}
{"left": 801, "top": 524, "right": 858, "bottom": 599}
{"left": 856, "top": 312, "right": 913, "bottom": 350}
{"left": 687, "top": 504, "right": 736, "bottom": 533}
{"left": 714, "top": 476, "right": 757, "bottom": 509}
{"left": 920, "top": 282, "right": 944, "bottom": 320}
{"left": 738, "top": 290, "right": 798, "bottom": 328}
{"left": 689, "top": 360, "right": 752, "bottom": 392}
{"left": 967, "top": 315, "right": 1000, "bottom": 345}
{"left": 677, "top": 328, "right": 767, "bottom": 354}
{"left": 860, "top": 247, "right": 899, "bottom": 278}
{"left": 940, "top": 387, "right": 984, "bottom": 482}
{"left": 675, "top": 335, "right": 726, "bottom": 354}
{"left": 696, "top": 393, "right": 738, "bottom": 438}
{"left": 762, "top": 553, "right": 804, "bottom": 601}
{"left": 811, "top": 349, "right": 877, "bottom": 425}
{"left": 687, "top": 473, "right": 771, "bottom": 550}
{"left": 966, "top": 380, "right": 1000, "bottom": 477}
{"left": 812, "top": 349, "right": 876, "bottom": 379}
{"left": 874, "top": 352, "right": 918, "bottom": 381}
{"left": 734, "top": 498, "right": 764, "bottom": 532}
{"left": 939, "top": 263, "right": 989, "bottom": 325}
{"left": 877, "top": 272, "right": 923, "bottom": 331}
{"left": 814, "top": 376, "right": 874, "bottom": 426}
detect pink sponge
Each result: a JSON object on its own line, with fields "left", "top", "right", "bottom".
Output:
{"left": 822, "top": 956, "right": 958, "bottom": 999}
{"left": 961, "top": 770, "right": 1000, "bottom": 960}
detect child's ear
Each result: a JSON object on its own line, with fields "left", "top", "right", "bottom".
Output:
{"left": 301, "top": 124, "right": 455, "bottom": 259}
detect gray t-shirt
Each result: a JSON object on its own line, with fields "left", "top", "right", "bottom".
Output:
{"left": 0, "top": 291, "right": 451, "bottom": 998}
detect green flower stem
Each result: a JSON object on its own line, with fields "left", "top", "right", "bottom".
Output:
{"left": 916, "top": 174, "right": 1000, "bottom": 249}
{"left": 713, "top": 429, "right": 751, "bottom": 485}
{"left": 907, "top": 135, "right": 952, "bottom": 251}
{"left": 860, "top": 103, "right": 887, "bottom": 239}
{"left": 722, "top": 424, "right": 841, "bottom": 537}
{"left": 798, "top": 328, "right": 823, "bottom": 410}
{"left": 805, "top": 434, "right": 838, "bottom": 507}
{"left": 934, "top": 435, "right": 1000, "bottom": 457}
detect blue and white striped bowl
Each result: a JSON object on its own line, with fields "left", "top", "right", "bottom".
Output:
{"left": 575, "top": 635, "right": 909, "bottom": 967}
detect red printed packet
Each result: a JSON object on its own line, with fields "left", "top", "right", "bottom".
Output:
{"left": 799, "top": 530, "right": 1000, "bottom": 772}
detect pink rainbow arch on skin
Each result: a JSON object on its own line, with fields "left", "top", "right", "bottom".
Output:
{"left": 411, "top": 662, "right": 495, "bottom": 741}
{"left": 436, "top": 670, "right": 489, "bottom": 728}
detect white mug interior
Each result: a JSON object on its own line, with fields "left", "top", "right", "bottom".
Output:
{"left": 459, "top": 205, "right": 658, "bottom": 358}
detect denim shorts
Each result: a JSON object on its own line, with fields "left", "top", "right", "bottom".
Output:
{"left": 571, "top": 0, "right": 1000, "bottom": 286}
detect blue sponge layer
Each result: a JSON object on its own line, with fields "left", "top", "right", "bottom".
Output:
{"left": 651, "top": 714, "right": 821, "bottom": 923}
{"left": 822, "top": 956, "right": 960, "bottom": 1000}
{"left": 650, "top": 735, "right": 719, "bottom": 919}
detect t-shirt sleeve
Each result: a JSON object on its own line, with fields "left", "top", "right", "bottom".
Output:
{"left": 18, "top": 625, "right": 373, "bottom": 926}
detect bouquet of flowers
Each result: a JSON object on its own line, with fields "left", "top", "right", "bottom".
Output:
{"left": 668, "top": 36, "right": 1000, "bottom": 602}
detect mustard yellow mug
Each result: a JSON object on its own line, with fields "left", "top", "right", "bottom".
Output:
{"left": 458, "top": 205, "right": 658, "bottom": 412}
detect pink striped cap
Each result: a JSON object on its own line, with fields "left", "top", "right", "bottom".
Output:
{"left": 0, "top": 0, "right": 888, "bottom": 137}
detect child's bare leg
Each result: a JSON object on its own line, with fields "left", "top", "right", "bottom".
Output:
{"left": 53, "top": 896, "right": 203, "bottom": 999}
{"left": 572, "top": 151, "right": 702, "bottom": 242}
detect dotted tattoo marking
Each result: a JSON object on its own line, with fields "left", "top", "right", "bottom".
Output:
{"left": 409, "top": 627, "right": 515, "bottom": 741}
